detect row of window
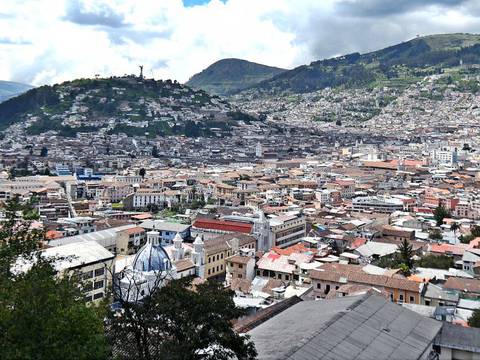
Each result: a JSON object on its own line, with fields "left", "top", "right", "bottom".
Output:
{"left": 207, "top": 264, "right": 224, "bottom": 276}
{"left": 84, "top": 292, "right": 104, "bottom": 303}
{"left": 82, "top": 267, "right": 105, "bottom": 280}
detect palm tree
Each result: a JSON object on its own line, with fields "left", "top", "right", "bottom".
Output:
{"left": 451, "top": 222, "right": 460, "bottom": 237}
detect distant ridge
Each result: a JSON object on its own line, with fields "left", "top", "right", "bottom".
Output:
{"left": 242, "top": 33, "right": 480, "bottom": 94}
{"left": 0, "top": 80, "right": 33, "bottom": 103}
{"left": 186, "top": 58, "right": 286, "bottom": 96}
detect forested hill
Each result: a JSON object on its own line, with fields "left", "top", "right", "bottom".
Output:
{"left": 0, "top": 76, "right": 257, "bottom": 137}
{"left": 244, "top": 33, "right": 480, "bottom": 94}
{"left": 187, "top": 58, "right": 286, "bottom": 96}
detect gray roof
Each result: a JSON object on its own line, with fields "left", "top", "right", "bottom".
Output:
{"left": 423, "top": 283, "right": 459, "bottom": 303}
{"left": 139, "top": 220, "right": 190, "bottom": 233}
{"left": 434, "top": 322, "right": 480, "bottom": 353}
{"left": 48, "top": 224, "right": 136, "bottom": 248}
{"left": 248, "top": 294, "right": 442, "bottom": 360}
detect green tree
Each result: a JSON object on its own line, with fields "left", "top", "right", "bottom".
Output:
{"left": 151, "top": 145, "right": 159, "bottom": 158}
{"left": 468, "top": 309, "right": 480, "bottom": 328}
{"left": 433, "top": 205, "right": 449, "bottom": 226}
{"left": 415, "top": 254, "right": 454, "bottom": 270}
{"left": 428, "top": 228, "right": 443, "bottom": 240}
{"left": 398, "top": 239, "right": 414, "bottom": 270}
{"left": 471, "top": 225, "right": 480, "bottom": 238}
{"left": 40, "top": 146, "right": 48, "bottom": 157}
{"left": 0, "top": 198, "right": 109, "bottom": 360}
{"left": 108, "top": 277, "right": 257, "bottom": 360}
{"left": 450, "top": 222, "right": 459, "bottom": 235}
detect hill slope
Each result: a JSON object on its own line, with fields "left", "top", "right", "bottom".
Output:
{"left": 0, "top": 80, "right": 33, "bottom": 103}
{"left": 0, "top": 76, "right": 257, "bottom": 137}
{"left": 186, "top": 58, "right": 286, "bottom": 96}
{"left": 246, "top": 33, "right": 480, "bottom": 94}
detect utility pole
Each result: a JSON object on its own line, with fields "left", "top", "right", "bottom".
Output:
{"left": 139, "top": 65, "right": 144, "bottom": 79}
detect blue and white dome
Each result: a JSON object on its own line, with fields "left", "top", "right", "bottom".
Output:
{"left": 132, "top": 230, "right": 172, "bottom": 273}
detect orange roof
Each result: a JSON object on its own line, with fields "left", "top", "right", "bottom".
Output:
{"left": 46, "top": 230, "right": 63, "bottom": 240}
{"left": 272, "top": 243, "right": 311, "bottom": 256}
{"left": 408, "top": 274, "right": 430, "bottom": 283}
{"left": 123, "top": 226, "right": 145, "bottom": 235}
{"left": 429, "top": 243, "right": 468, "bottom": 256}
{"left": 131, "top": 213, "right": 152, "bottom": 220}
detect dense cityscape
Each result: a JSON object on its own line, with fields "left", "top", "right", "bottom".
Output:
{"left": 1, "top": 1, "right": 480, "bottom": 359}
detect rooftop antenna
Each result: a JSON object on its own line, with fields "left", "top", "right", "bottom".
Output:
{"left": 139, "top": 65, "right": 144, "bottom": 79}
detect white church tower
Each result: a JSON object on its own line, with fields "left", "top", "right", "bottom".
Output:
{"left": 171, "top": 233, "right": 185, "bottom": 262}
{"left": 253, "top": 210, "right": 272, "bottom": 251}
{"left": 191, "top": 235, "right": 205, "bottom": 278}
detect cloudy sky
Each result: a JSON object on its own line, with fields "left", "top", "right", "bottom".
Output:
{"left": 1, "top": 0, "right": 479, "bottom": 86}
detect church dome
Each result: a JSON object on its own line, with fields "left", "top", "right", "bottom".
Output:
{"left": 132, "top": 242, "right": 172, "bottom": 273}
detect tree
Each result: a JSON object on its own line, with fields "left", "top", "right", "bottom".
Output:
{"left": 468, "top": 309, "right": 480, "bottom": 328}
{"left": 108, "top": 277, "right": 257, "bottom": 360}
{"left": 450, "top": 222, "right": 460, "bottom": 235}
{"left": 40, "top": 146, "right": 48, "bottom": 157}
{"left": 139, "top": 168, "right": 146, "bottom": 179}
{"left": 428, "top": 228, "right": 443, "bottom": 240}
{"left": 0, "top": 198, "right": 109, "bottom": 360}
{"left": 398, "top": 239, "right": 414, "bottom": 270}
{"left": 151, "top": 145, "right": 159, "bottom": 158}
{"left": 415, "top": 254, "right": 454, "bottom": 270}
{"left": 471, "top": 225, "right": 480, "bottom": 238}
{"left": 433, "top": 205, "right": 449, "bottom": 226}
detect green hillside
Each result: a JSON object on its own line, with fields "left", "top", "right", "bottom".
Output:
{"left": 187, "top": 58, "right": 286, "bottom": 96}
{"left": 0, "top": 76, "right": 257, "bottom": 137}
{"left": 248, "top": 33, "right": 480, "bottom": 94}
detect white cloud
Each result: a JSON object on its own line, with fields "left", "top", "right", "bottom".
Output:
{"left": 0, "top": 0, "right": 479, "bottom": 85}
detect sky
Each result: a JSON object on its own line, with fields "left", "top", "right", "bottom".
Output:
{"left": 0, "top": 0, "right": 479, "bottom": 86}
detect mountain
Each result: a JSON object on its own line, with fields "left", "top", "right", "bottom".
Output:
{"left": 0, "top": 80, "right": 33, "bottom": 103}
{"left": 244, "top": 33, "right": 480, "bottom": 94}
{"left": 186, "top": 58, "right": 286, "bottom": 96}
{"left": 0, "top": 76, "right": 258, "bottom": 137}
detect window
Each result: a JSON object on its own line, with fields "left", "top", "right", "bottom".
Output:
{"left": 84, "top": 282, "right": 93, "bottom": 291}
{"left": 277, "top": 273, "right": 282, "bottom": 280}
{"left": 94, "top": 280, "right": 104, "bottom": 290}
{"left": 239, "top": 264, "right": 243, "bottom": 269}
{"left": 317, "top": 283, "right": 321, "bottom": 289}
{"left": 285, "top": 275, "right": 290, "bottom": 281}
{"left": 409, "top": 296, "right": 415, "bottom": 303}
{"left": 335, "top": 286, "right": 339, "bottom": 290}
{"left": 220, "top": 265, "right": 223, "bottom": 270}
{"left": 84, "top": 295, "right": 92, "bottom": 303}
{"left": 399, "top": 294, "right": 404, "bottom": 302}
{"left": 238, "top": 274, "right": 242, "bottom": 278}
{"left": 94, "top": 268, "right": 105, "bottom": 277}
{"left": 425, "top": 300, "right": 431, "bottom": 306}
{"left": 208, "top": 269, "right": 211, "bottom": 275}
{"left": 93, "top": 292, "right": 104, "bottom": 300}
{"left": 221, "top": 253, "right": 224, "bottom": 259}
{"left": 390, "top": 294, "right": 394, "bottom": 302}
{"left": 83, "top": 271, "right": 93, "bottom": 280}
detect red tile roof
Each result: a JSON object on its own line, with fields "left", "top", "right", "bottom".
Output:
{"left": 193, "top": 218, "right": 252, "bottom": 234}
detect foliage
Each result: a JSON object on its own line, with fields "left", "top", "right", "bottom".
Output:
{"left": 433, "top": 205, "right": 450, "bottom": 226}
{"left": 398, "top": 263, "right": 412, "bottom": 277}
{"left": 108, "top": 277, "right": 257, "bottom": 360}
{"left": 372, "top": 254, "right": 402, "bottom": 269}
{"left": 468, "top": 309, "right": 480, "bottom": 328}
{"left": 398, "top": 239, "right": 414, "bottom": 270}
{"left": 460, "top": 234, "right": 475, "bottom": 244}
{"left": 0, "top": 198, "right": 109, "bottom": 360}
{"left": 186, "top": 58, "right": 285, "bottom": 96}
{"left": 428, "top": 228, "right": 443, "bottom": 240}
{"left": 471, "top": 225, "right": 480, "bottom": 238}
{"left": 415, "top": 254, "right": 454, "bottom": 270}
